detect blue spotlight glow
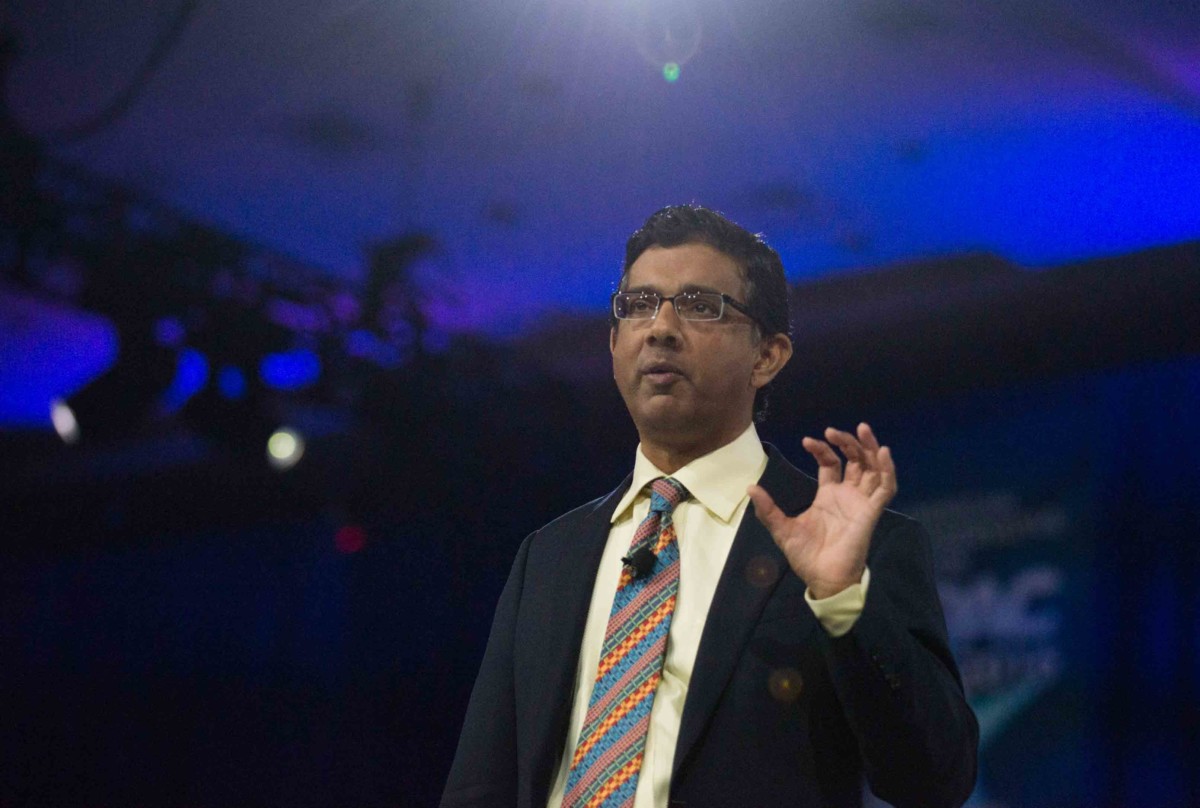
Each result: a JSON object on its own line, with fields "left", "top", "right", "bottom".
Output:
{"left": 260, "top": 349, "right": 322, "bottom": 391}
{"left": 160, "top": 349, "right": 209, "bottom": 413}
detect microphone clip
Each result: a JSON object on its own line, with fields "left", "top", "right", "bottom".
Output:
{"left": 621, "top": 546, "right": 658, "bottom": 580}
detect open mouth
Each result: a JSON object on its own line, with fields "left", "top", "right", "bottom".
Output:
{"left": 641, "top": 361, "right": 685, "bottom": 384}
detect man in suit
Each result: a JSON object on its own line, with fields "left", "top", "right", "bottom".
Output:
{"left": 441, "top": 206, "right": 978, "bottom": 808}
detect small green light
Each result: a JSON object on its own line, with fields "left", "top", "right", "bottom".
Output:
{"left": 663, "top": 62, "right": 680, "bottom": 83}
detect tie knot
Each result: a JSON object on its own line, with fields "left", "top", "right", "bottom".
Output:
{"left": 648, "top": 477, "right": 689, "bottom": 514}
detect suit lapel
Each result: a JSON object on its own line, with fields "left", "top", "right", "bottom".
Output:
{"left": 524, "top": 475, "right": 632, "bottom": 807}
{"left": 672, "top": 446, "right": 817, "bottom": 778}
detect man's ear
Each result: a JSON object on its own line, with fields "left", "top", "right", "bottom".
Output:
{"left": 610, "top": 325, "right": 618, "bottom": 355}
{"left": 751, "top": 333, "right": 793, "bottom": 390}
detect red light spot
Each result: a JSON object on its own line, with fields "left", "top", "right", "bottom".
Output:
{"left": 335, "top": 525, "right": 367, "bottom": 554}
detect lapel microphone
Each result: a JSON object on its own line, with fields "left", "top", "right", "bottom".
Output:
{"left": 621, "top": 546, "right": 658, "bottom": 580}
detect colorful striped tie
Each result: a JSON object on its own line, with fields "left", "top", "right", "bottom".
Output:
{"left": 563, "top": 477, "right": 689, "bottom": 808}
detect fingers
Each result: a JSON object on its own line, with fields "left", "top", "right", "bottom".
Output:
{"left": 801, "top": 436, "right": 842, "bottom": 486}
{"left": 746, "top": 484, "right": 787, "bottom": 534}
{"left": 871, "top": 444, "right": 899, "bottom": 505}
{"left": 857, "top": 422, "right": 881, "bottom": 453}
{"left": 825, "top": 427, "right": 866, "bottom": 485}
{"left": 807, "top": 423, "right": 898, "bottom": 502}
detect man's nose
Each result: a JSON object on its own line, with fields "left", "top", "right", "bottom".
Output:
{"left": 648, "top": 298, "right": 683, "bottom": 343}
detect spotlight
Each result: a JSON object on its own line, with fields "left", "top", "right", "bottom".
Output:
{"left": 260, "top": 348, "right": 321, "bottom": 391}
{"left": 49, "top": 398, "right": 81, "bottom": 444}
{"left": 266, "top": 427, "right": 305, "bottom": 471}
{"left": 634, "top": 4, "right": 701, "bottom": 75}
{"left": 180, "top": 383, "right": 292, "bottom": 470}
{"left": 158, "top": 348, "right": 209, "bottom": 414}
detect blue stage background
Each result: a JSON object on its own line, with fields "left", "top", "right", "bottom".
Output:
{"left": 4, "top": 356, "right": 1197, "bottom": 806}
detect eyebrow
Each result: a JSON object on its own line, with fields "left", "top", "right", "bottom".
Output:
{"left": 623, "top": 284, "right": 726, "bottom": 295}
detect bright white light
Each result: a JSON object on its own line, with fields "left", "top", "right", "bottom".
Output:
{"left": 266, "top": 427, "right": 304, "bottom": 471}
{"left": 50, "top": 398, "right": 81, "bottom": 444}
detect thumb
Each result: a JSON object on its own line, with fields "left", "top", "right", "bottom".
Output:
{"left": 746, "top": 484, "right": 787, "bottom": 536}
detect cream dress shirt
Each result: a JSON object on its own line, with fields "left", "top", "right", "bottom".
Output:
{"left": 547, "top": 424, "right": 870, "bottom": 808}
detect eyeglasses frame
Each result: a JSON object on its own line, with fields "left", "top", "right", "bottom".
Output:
{"left": 611, "top": 290, "right": 765, "bottom": 331}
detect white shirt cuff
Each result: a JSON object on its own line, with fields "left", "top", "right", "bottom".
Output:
{"left": 804, "top": 567, "right": 871, "bottom": 638}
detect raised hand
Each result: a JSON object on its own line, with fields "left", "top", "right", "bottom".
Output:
{"left": 747, "top": 423, "right": 898, "bottom": 599}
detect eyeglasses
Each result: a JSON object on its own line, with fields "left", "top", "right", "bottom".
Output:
{"left": 612, "top": 290, "right": 761, "bottom": 327}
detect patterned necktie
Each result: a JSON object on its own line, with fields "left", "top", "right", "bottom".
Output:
{"left": 563, "top": 477, "right": 690, "bottom": 808}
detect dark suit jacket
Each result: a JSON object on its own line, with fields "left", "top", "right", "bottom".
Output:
{"left": 441, "top": 445, "right": 978, "bottom": 808}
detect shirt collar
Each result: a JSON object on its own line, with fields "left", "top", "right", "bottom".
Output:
{"left": 610, "top": 423, "right": 768, "bottom": 525}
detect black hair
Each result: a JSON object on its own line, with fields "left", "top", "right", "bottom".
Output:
{"left": 617, "top": 204, "right": 791, "bottom": 422}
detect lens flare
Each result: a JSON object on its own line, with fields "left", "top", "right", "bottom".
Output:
{"left": 335, "top": 525, "right": 367, "bottom": 554}
{"left": 744, "top": 554, "right": 779, "bottom": 588}
{"left": 768, "top": 668, "right": 804, "bottom": 703}
{"left": 50, "top": 398, "right": 81, "bottom": 444}
{"left": 266, "top": 427, "right": 305, "bottom": 471}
